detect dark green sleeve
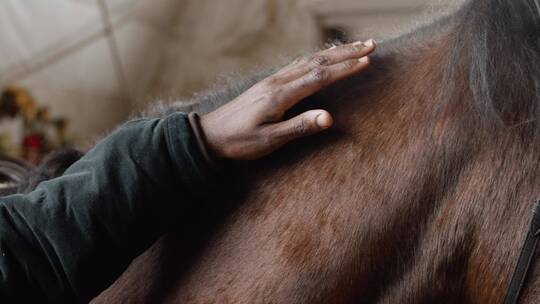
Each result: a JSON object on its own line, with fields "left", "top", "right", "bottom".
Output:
{"left": 0, "top": 112, "right": 215, "bottom": 303}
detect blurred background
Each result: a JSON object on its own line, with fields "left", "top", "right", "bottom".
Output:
{"left": 0, "top": 0, "right": 458, "bottom": 164}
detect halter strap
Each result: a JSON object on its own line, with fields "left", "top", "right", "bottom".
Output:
{"left": 502, "top": 201, "right": 540, "bottom": 304}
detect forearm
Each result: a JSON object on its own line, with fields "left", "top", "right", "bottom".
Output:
{"left": 0, "top": 113, "right": 215, "bottom": 303}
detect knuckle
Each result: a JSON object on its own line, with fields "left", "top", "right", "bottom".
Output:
{"left": 342, "top": 60, "right": 357, "bottom": 69}
{"left": 310, "top": 68, "right": 329, "bottom": 83}
{"left": 268, "top": 86, "right": 282, "bottom": 98}
{"left": 263, "top": 110, "right": 282, "bottom": 122}
{"left": 349, "top": 45, "right": 361, "bottom": 52}
{"left": 265, "top": 75, "right": 281, "bottom": 85}
{"left": 293, "top": 118, "right": 311, "bottom": 136}
{"left": 257, "top": 83, "right": 281, "bottom": 100}
{"left": 310, "top": 55, "right": 331, "bottom": 67}
{"left": 260, "top": 129, "right": 278, "bottom": 146}
{"left": 293, "top": 55, "right": 309, "bottom": 65}
{"left": 260, "top": 79, "right": 279, "bottom": 90}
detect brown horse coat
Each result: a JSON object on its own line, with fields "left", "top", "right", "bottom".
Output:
{"left": 94, "top": 0, "right": 540, "bottom": 302}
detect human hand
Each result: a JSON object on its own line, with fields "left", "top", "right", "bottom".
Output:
{"left": 200, "top": 39, "right": 376, "bottom": 160}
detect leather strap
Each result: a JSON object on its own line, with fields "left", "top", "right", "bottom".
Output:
{"left": 503, "top": 201, "right": 540, "bottom": 304}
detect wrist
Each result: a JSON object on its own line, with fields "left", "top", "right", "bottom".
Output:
{"left": 188, "top": 112, "right": 220, "bottom": 166}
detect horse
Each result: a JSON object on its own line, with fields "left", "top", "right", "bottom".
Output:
{"left": 10, "top": 0, "right": 540, "bottom": 302}
{"left": 96, "top": 0, "right": 540, "bottom": 302}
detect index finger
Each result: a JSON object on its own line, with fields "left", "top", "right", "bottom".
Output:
{"left": 271, "top": 39, "right": 376, "bottom": 83}
{"left": 275, "top": 55, "right": 372, "bottom": 110}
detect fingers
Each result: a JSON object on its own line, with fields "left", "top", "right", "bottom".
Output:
{"left": 277, "top": 56, "right": 371, "bottom": 110}
{"left": 273, "top": 39, "right": 376, "bottom": 82}
{"left": 266, "top": 110, "right": 333, "bottom": 145}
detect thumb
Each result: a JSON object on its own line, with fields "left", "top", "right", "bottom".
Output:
{"left": 269, "top": 110, "right": 333, "bottom": 145}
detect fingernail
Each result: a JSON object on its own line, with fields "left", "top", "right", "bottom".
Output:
{"left": 353, "top": 41, "right": 366, "bottom": 47}
{"left": 316, "top": 114, "right": 333, "bottom": 129}
{"left": 365, "top": 39, "right": 376, "bottom": 47}
{"left": 359, "top": 56, "right": 369, "bottom": 63}
{"left": 329, "top": 45, "right": 337, "bottom": 50}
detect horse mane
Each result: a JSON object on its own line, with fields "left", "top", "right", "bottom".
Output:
{"left": 333, "top": 0, "right": 540, "bottom": 134}
{"left": 445, "top": 0, "right": 540, "bottom": 129}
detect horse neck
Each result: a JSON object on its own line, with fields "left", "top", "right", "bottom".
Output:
{"left": 333, "top": 21, "right": 540, "bottom": 303}
{"left": 94, "top": 11, "right": 540, "bottom": 303}
{"left": 252, "top": 19, "right": 540, "bottom": 301}
{"left": 202, "top": 27, "right": 481, "bottom": 302}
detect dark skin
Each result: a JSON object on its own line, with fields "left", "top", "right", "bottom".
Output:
{"left": 200, "top": 39, "right": 377, "bottom": 160}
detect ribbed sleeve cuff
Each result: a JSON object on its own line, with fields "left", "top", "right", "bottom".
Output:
{"left": 187, "top": 112, "right": 219, "bottom": 169}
